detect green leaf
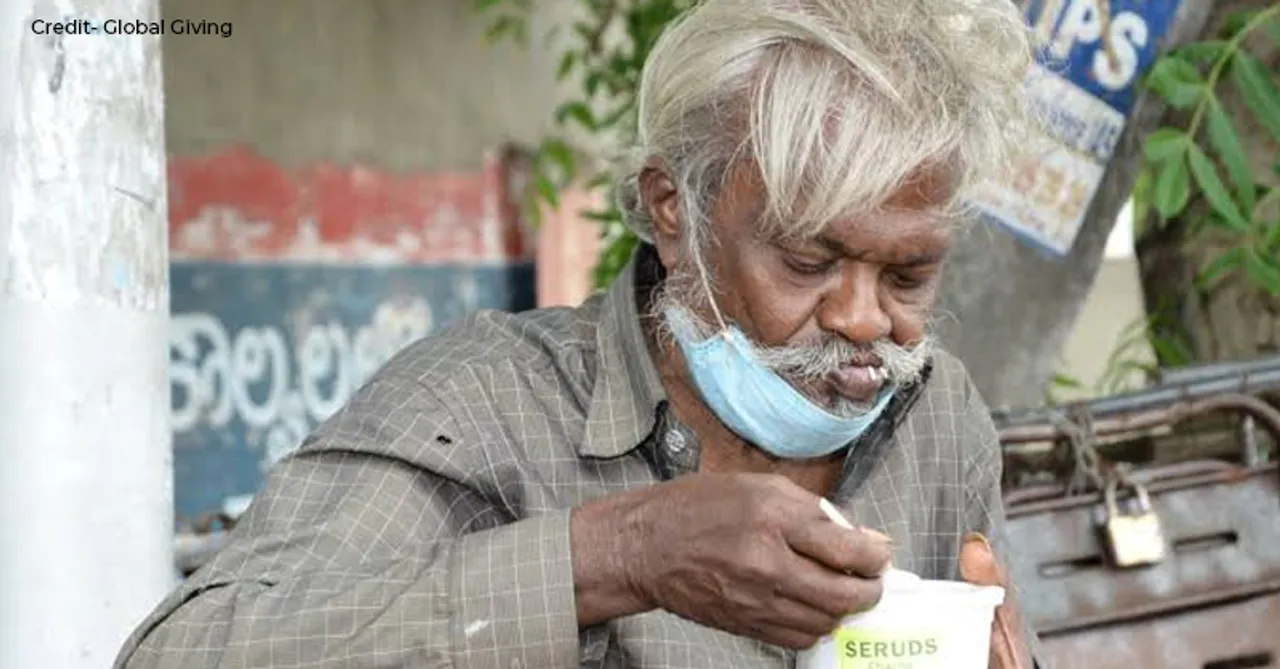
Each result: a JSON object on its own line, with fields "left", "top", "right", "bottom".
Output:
{"left": 601, "top": 67, "right": 632, "bottom": 97}
{"left": 1099, "top": 360, "right": 1157, "bottom": 394}
{"left": 556, "top": 51, "right": 579, "bottom": 81}
{"left": 584, "top": 0, "right": 612, "bottom": 19}
{"left": 1243, "top": 247, "right": 1280, "bottom": 296}
{"left": 1173, "top": 40, "right": 1229, "bottom": 67}
{"left": 534, "top": 170, "right": 560, "bottom": 209}
{"left": 554, "top": 101, "right": 597, "bottom": 130}
{"left": 1152, "top": 154, "right": 1191, "bottom": 219}
{"left": 581, "top": 208, "right": 621, "bottom": 223}
{"left": 474, "top": 0, "right": 506, "bottom": 11}
{"left": 1143, "top": 128, "right": 1189, "bottom": 162}
{"left": 540, "top": 138, "right": 575, "bottom": 184}
{"left": 585, "top": 172, "right": 614, "bottom": 190}
{"left": 584, "top": 71, "right": 604, "bottom": 96}
{"left": 591, "top": 230, "right": 640, "bottom": 290}
{"left": 1264, "top": 12, "right": 1280, "bottom": 46}
{"left": 571, "top": 20, "right": 596, "bottom": 42}
{"left": 1149, "top": 332, "right": 1194, "bottom": 367}
{"left": 1221, "top": 9, "right": 1261, "bottom": 38}
{"left": 1195, "top": 247, "right": 1246, "bottom": 289}
{"left": 484, "top": 15, "right": 524, "bottom": 43}
{"left": 1204, "top": 99, "right": 1255, "bottom": 212}
{"left": 1230, "top": 52, "right": 1280, "bottom": 144}
{"left": 1263, "top": 218, "right": 1280, "bottom": 251}
{"left": 1144, "top": 57, "right": 1205, "bottom": 109}
{"left": 1187, "top": 144, "right": 1249, "bottom": 231}
{"left": 1051, "top": 372, "right": 1084, "bottom": 389}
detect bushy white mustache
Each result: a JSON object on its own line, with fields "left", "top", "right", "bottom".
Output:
{"left": 651, "top": 274, "right": 934, "bottom": 388}
{"left": 751, "top": 331, "right": 934, "bottom": 387}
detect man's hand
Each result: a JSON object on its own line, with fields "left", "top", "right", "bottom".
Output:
{"left": 571, "top": 473, "right": 892, "bottom": 649}
{"left": 958, "top": 533, "right": 1033, "bottom": 669}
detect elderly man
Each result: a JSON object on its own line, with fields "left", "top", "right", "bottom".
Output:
{"left": 118, "top": 0, "right": 1042, "bottom": 666}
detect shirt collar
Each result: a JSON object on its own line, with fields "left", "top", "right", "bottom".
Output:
{"left": 578, "top": 245, "right": 669, "bottom": 458}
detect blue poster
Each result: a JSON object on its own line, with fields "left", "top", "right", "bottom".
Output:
{"left": 1026, "top": 0, "right": 1182, "bottom": 115}
{"left": 169, "top": 261, "right": 536, "bottom": 523}
{"left": 969, "top": 0, "right": 1184, "bottom": 256}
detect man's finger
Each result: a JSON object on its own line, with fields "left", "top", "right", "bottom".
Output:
{"left": 959, "top": 533, "right": 1032, "bottom": 669}
{"left": 959, "top": 532, "right": 1006, "bottom": 585}
{"left": 786, "top": 518, "right": 894, "bottom": 578}
{"left": 775, "top": 555, "right": 884, "bottom": 617}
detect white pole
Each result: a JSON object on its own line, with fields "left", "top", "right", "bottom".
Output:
{"left": 0, "top": 1, "right": 174, "bottom": 667}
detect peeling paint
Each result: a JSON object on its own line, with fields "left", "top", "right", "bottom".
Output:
{"left": 168, "top": 145, "right": 534, "bottom": 265}
{"left": 5, "top": 0, "right": 167, "bottom": 312}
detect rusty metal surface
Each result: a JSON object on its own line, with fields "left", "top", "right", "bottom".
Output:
{"left": 999, "top": 386, "right": 1279, "bottom": 494}
{"left": 1005, "top": 463, "right": 1280, "bottom": 635}
{"left": 1037, "top": 589, "right": 1280, "bottom": 669}
{"left": 992, "top": 356, "right": 1280, "bottom": 433}
{"left": 1156, "top": 354, "right": 1280, "bottom": 386}
{"left": 1004, "top": 460, "right": 1237, "bottom": 507}
{"left": 998, "top": 392, "right": 1280, "bottom": 448}
{"left": 996, "top": 368, "right": 1280, "bottom": 666}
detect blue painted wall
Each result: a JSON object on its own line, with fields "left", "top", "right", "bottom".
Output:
{"left": 169, "top": 262, "right": 536, "bottom": 522}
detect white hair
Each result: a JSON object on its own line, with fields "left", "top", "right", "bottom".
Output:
{"left": 616, "top": 0, "right": 1036, "bottom": 245}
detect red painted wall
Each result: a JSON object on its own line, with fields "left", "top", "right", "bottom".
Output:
{"left": 167, "top": 144, "right": 535, "bottom": 264}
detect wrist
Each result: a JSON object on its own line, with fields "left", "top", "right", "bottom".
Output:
{"left": 570, "top": 487, "right": 656, "bottom": 627}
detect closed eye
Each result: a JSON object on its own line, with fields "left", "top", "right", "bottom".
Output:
{"left": 887, "top": 269, "right": 931, "bottom": 290}
{"left": 785, "top": 257, "right": 839, "bottom": 276}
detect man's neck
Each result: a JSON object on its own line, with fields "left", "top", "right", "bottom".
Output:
{"left": 641, "top": 309, "right": 846, "bottom": 497}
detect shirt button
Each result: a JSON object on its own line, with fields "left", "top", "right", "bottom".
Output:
{"left": 664, "top": 429, "right": 687, "bottom": 453}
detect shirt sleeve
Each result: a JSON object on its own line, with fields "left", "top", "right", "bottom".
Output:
{"left": 959, "top": 376, "right": 1049, "bottom": 669}
{"left": 114, "top": 373, "right": 581, "bottom": 669}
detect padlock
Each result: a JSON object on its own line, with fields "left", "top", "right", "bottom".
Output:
{"left": 1101, "top": 475, "right": 1167, "bottom": 568}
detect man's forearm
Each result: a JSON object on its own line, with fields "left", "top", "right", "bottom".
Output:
{"left": 570, "top": 486, "right": 656, "bottom": 627}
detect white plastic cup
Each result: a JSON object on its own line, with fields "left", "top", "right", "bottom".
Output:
{"left": 796, "top": 569, "right": 1005, "bottom": 669}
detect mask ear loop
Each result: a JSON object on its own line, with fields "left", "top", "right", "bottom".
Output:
{"left": 687, "top": 234, "right": 734, "bottom": 343}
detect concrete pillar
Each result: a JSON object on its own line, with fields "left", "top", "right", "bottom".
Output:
{"left": 0, "top": 2, "right": 174, "bottom": 667}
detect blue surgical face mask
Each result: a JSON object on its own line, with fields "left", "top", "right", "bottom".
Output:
{"left": 664, "top": 307, "right": 896, "bottom": 460}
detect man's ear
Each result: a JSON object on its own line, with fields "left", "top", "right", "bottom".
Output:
{"left": 638, "top": 163, "right": 683, "bottom": 271}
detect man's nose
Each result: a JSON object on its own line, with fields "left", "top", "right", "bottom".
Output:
{"left": 817, "top": 265, "right": 892, "bottom": 344}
